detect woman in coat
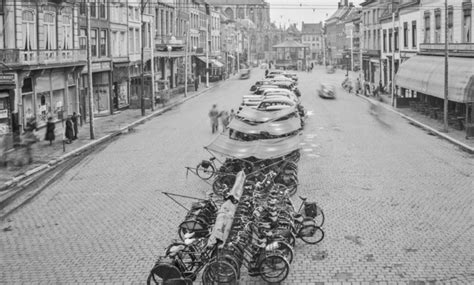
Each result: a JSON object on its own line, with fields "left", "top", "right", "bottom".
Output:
{"left": 44, "top": 117, "right": 55, "bottom": 145}
{"left": 65, "top": 117, "right": 74, "bottom": 143}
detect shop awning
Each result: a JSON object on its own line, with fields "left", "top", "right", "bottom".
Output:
{"left": 211, "top": 59, "right": 224, "bottom": 68}
{"left": 228, "top": 116, "right": 302, "bottom": 136}
{"left": 395, "top": 55, "right": 474, "bottom": 103}
{"left": 205, "top": 133, "right": 302, "bottom": 159}
{"left": 236, "top": 106, "right": 298, "bottom": 123}
{"left": 0, "top": 92, "right": 10, "bottom": 98}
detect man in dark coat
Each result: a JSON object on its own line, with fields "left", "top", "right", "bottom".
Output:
{"left": 65, "top": 117, "right": 74, "bottom": 143}
{"left": 194, "top": 77, "right": 199, "bottom": 91}
{"left": 44, "top": 117, "right": 55, "bottom": 145}
{"left": 71, "top": 112, "right": 79, "bottom": 140}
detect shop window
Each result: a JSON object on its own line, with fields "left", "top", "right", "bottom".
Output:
{"left": 91, "top": 29, "right": 97, "bottom": 57}
{"left": 22, "top": 78, "right": 33, "bottom": 93}
{"left": 435, "top": 9, "right": 441, "bottom": 43}
{"left": 424, "top": 12, "right": 431, "bottom": 43}
{"left": 129, "top": 28, "right": 134, "bottom": 53}
{"left": 22, "top": 10, "right": 36, "bottom": 51}
{"left": 412, "top": 21, "right": 417, "bottom": 47}
{"left": 100, "top": 30, "right": 107, "bottom": 57}
{"left": 462, "top": 3, "right": 472, "bottom": 42}
{"left": 448, "top": 6, "right": 453, "bottom": 43}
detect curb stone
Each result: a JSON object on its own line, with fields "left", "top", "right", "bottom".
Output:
{"left": 0, "top": 84, "right": 218, "bottom": 193}
{"left": 355, "top": 93, "right": 474, "bottom": 154}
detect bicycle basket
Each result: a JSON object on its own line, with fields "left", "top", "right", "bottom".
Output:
{"left": 200, "top": 160, "right": 211, "bottom": 168}
{"left": 304, "top": 202, "right": 319, "bottom": 218}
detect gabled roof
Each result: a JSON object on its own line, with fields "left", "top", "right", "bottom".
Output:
{"left": 344, "top": 8, "right": 362, "bottom": 23}
{"left": 273, "top": 40, "right": 308, "bottom": 48}
{"left": 301, "top": 23, "right": 323, "bottom": 34}
{"left": 326, "top": 6, "right": 350, "bottom": 22}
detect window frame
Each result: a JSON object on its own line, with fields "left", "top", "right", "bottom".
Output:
{"left": 424, "top": 12, "right": 431, "bottom": 43}
{"left": 403, "top": 22, "right": 408, "bottom": 48}
{"left": 91, "top": 29, "right": 98, "bottom": 57}
{"left": 462, "top": 3, "right": 472, "bottom": 43}
{"left": 100, "top": 30, "right": 107, "bottom": 57}
{"left": 412, "top": 20, "right": 417, "bottom": 48}
{"left": 90, "top": 0, "right": 97, "bottom": 18}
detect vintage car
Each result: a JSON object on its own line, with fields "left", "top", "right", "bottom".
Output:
{"left": 318, "top": 83, "right": 336, "bottom": 99}
{"left": 239, "top": 68, "right": 251, "bottom": 79}
{"left": 257, "top": 96, "right": 296, "bottom": 111}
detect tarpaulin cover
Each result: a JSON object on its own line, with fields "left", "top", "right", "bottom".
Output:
{"left": 207, "top": 171, "right": 245, "bottom": 248}
{"left": 205, "top": 133, "right": 302, "bottom": 159}
{"left": 236, "top": 106, "right": 298, "bottom": 123}
{"left": 228, "top": 116, "right": 301, "bottom": 136}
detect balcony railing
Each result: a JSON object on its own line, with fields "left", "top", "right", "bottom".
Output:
{"left": 0, "top": 49, "right": 87, "bottom": 66}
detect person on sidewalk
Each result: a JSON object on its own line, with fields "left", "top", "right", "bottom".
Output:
{"left": 194, "top": 76, "right": 199, "bottom": 91}
{"left": 44, "top": 117, "right": 55, "bottom": 145}
{"left": 65, "top": 116, "right": 74, "bottom": 144}
{"left": 71, "top": 112, "right": 79, "bottom": 140}
{"left": 208, "top": 104, "right": 220, "bottom": 134}
{"left": 355, "top": 78, "right": 361, "bottom": 95}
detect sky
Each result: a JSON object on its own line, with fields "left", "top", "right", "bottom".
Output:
{"left": 268, "top": 0, "right": 364, "bottom": 29}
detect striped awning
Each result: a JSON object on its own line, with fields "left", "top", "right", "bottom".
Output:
{"left": 395, "top": 55, "right": 474, "bottom": 103}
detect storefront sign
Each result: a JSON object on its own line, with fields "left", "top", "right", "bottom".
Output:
{"left": 0, "top": 123, "right": 9, "bottom": 135}
{"left": 82, "top": 62, "right": 111, "bottom": 73}
{"left": 0, "top": 109, "right": 8, "bottom": 119}
{"left": 0, "top": 74, "right": 15, "bottom": 85}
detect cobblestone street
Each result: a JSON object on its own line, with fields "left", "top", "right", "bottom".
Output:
{"left": 1, "top": 68, "right": 473, "bottom": 284}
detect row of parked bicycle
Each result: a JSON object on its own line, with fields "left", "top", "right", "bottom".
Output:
{"left": 147, "top": 72, "right": 324, "bottom": 284}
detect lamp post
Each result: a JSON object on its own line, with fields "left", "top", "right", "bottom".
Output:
{"left": 167, "top": 45, "right": 171, "bottom": 89}
{"left": 345, "top": 54, "right": 350, "bottom": 76}
{"left": 443, "top": 0, "right": 449, "bottom": 132}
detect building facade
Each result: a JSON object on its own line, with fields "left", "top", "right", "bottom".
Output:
{"left": 301, "top": 22, "right": 324, "bottom": 65}
{"left": 0, "top": 0, "right": 86, "bottom": 139}
{"left": 325, "top": 0, "right": 354, "bottom": 66}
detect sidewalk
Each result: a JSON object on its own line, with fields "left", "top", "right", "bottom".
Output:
{"left": 0, "top": 82, "right": 219, "bottom": 190}
{"left": 343, "top": 71, "right": 474, "bottom": 153}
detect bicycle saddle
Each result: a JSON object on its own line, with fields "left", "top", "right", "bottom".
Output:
{"left": 299, "top": 196, "right": 307, "bottom": 201}
{"left": 210, "top": 157, "right": 216, "bottom": 161}
{"left": 168, "top": 244, "right": 186, "bottom": 255}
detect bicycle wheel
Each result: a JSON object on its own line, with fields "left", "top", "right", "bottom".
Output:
{"left": 196, "top": 161, "right": 215, "bottom": 180}
{"left": 299, "top": 204, "right": 325, "bottom": 227}
{"left": 212, "top": 174, "right": 236, "bottom": 196}
{"left": 202, "top": 260, "right": 238, "bottom": 284}
{"left": 271, "top": 241, "right": 294, "bottom": 264}
{"left": 258, "top": 254, "right": 290, "bottom": 283}
{"left": 299, "top": 225, "right": 324, "bottom": 244}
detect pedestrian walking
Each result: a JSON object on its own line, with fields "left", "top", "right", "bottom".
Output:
{"left": 265, "top": 69, "right": 269, "bottom": 77}
{"left": 355, "top": 78, "right": 361, "bottom": 95}
{"left": 71, "top": 112, "right": 79, "bottom": 140}
{"left": 44, "top": 117, "right": 55, "bottom": 145}
{"left": 194, "top": 76, "right": 199, "bottom": 91}
{"left": 22, "top": 117, "right": 38, "bottom": 164}
{"left": 220, "top": 110, "right": 230, "bottom": 132}
{"left": 208, "top": 104, "right": 220, "bottom": 134}
{"left": 65, "top": 116, "right": 74, "bottom": 143}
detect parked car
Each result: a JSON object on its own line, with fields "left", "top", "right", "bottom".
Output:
{"left": 257, "top": 96, "right": 296, "bottom": 111}
{"left": 318, "top": 83, "right": 336, "bottom": 99}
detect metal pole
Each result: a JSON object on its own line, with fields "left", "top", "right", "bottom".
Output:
{"left": 86, "top": 1, "right": 95, "bottom": 139}
{"left": 150, "top": 17, "right": 155, "bottom": 110}
{"left": 443, "top": 0, "right": 449, "bottom": 132}
{"left": 205, "top": 17, "right": 209, "bottom": 88}
{"left": 322, "top": 35, "right": 326, "bottom": 66}
{"left": 350, "top": 29, "right": 354, "bottom": 71}
{"left": 184, "top": 21, "right": 189, "bottom": 97}
{"left": 140, "top": 0, "right": 145, "bottom": 116}
{"left": 391, "top": 12, "right": 395, "bottom": 106}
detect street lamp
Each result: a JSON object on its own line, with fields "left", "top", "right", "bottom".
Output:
{"left": 345, "top": 54, "right": 350, "bottom": 76}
